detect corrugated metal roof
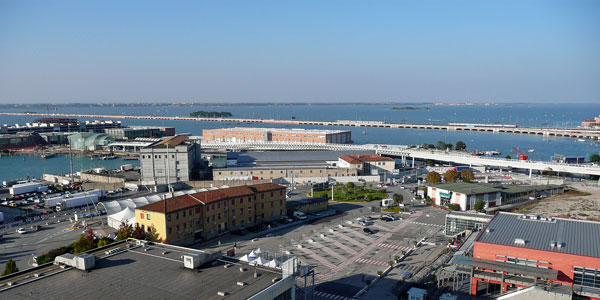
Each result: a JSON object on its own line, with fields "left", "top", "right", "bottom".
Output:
{"left": 476, "top": 212, "right": 600, "bottom": 258}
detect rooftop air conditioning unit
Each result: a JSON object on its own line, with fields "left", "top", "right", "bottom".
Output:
{"left": 514, "top": 238, "right": 526, "bottom": 246}
{"left": 550, "top": 241, "right": 556, "bottom": 248}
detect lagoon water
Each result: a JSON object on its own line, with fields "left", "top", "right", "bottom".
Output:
{"left": 1, "top": 103, "right": 598, "bottom": 181}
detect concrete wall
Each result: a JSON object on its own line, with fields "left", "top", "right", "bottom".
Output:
{"left": 80, "top": 173, "right": 126, "bottom": 183}
{"left": 184, "top": 179, "right": 271, "bottom": 188}
{"left": 272, "top": 175, "right": 380, "bottom": 185}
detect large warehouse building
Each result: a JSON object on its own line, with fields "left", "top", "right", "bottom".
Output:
{"left": 454, "top": 212, "right": 600, "bottom": 299}
{"left": 203, "top": 127, "right": 352, "bottom": 144}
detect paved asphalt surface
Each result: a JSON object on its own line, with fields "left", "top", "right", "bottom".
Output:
{"left": 195, "top": 181, "right": 448, "bottom": 300}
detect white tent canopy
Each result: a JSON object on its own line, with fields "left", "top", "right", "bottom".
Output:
{"left": 240, "top": 254, "right": 255, "bottom": 262}
{"left": 107, "top": 207, "right": 136, "bottom": 229}
{"left": 253, "top": 257, "right": 269, "bottom": 266}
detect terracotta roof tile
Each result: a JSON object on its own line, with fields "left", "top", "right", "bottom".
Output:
{"left": 340, "top": 154, "right": 393, "bottom": 163}
{"left": 249, "top": 183, "right": 286, "bottom": 192}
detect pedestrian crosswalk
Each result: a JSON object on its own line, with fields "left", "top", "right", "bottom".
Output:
{"left": 376, "top": 242, "right": 412, "bottom": 251}
{"left": 314, "top": 291, "right": 353, "bottom": 300}
{"left": 353, "top": 257, "right": 389, "bottom": 267}
{"left": 410, "top": 221, "right": 444, "bottom": 227}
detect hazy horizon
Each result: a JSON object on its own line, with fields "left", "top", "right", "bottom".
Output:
{"left": 1, "top": 1, "right": 599, "bottom": 104}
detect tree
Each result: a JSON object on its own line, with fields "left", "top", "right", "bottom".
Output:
{"left": 392, "top": 193, "right": 403, "bottom": 203}
{"left": 116, "top": 222, "right": 134, "bottom": 241}
{"left": 427, "top": 144, "right": 436, "bottom": 149}
{"left": 590, "top": 154, "right": 600, "bottom": 163}
{"left": 474, "top": 200, "right": 485, "bottom": 211}
{"left": 444, "top": 170, "right": 458, "bottom": 182}
{"left": 448, "top": 204, "right": 461, "bottom": 211}
{"left": 97, "top": 237, "right": 114, "bottom": 247}
{"left": 145, "top": 226, "right": 162, "bottom": 243}
{"left": 437, "top": 141, "right": 448, "bottom": 150}
{"left": 133, "top": 225, "right": 146, "bottom": 240}
{"left": 346, "top": 182, "right": 355, "bottom": 189}
{"left": 425, "top": 171, "right": 441, "bottom": 184}
{"left": 455, "top": 141, "right": 466, "bottom": 151}
{"left": 36, "top": 254, "right": 53, "bottom": 265}
{"left": 505, "top": 155, "right": 512, "bottom": 160}
{"left": 460, "top": 169, "right": 475, "bottom": 182}
{"left": 2, "top": 259, "right": 19, "bottom": 276}
{"left": 73, "top": 233, "right": 95, "bottom": 254}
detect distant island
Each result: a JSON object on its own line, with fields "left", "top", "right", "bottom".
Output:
{"left": 189, "top": 111, "right": 233, "bottom": 118}
{"left": 391, "top": 106, "right": 430, "bottom": 111}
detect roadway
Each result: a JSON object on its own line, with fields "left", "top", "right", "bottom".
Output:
{"left": 201, "top": 141, "right": 600, "bottom": 176}
{"left": 0, "top": 213, "right": 113, "bottom": 271}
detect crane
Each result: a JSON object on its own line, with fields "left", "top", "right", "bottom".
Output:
{"left": 512, "top": 147, "right": 529, "bottom": 160}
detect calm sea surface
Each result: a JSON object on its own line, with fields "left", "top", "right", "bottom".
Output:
{"left": 1, "top": 103, "right": 598, "bottom": 181}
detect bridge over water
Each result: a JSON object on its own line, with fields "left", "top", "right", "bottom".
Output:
{"left": 2, "top": 112, "right": 599, "bottom": 140}
{"left": 201, "top": 141, "right": 600, "bottom": 176}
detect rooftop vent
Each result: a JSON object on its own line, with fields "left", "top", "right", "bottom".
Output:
{"left": 514, "top": 238, "right": 526, "bottom": 246}
{"left": 557, "top": 242, "right": 564, "bottom": 249}
{"left": 486, "top": 228, "right": 494, "bottom": 233}
{"left": 550, "top": 241, "right": 556, "bottom": 248}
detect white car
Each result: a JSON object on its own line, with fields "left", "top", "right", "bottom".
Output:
{"left": 17, "top": 228, "right": 27, "bottom": 234}
{"left": 358, "top": 220, "right": 370, "bottom": 226}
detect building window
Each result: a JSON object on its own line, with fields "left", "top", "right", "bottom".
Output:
{"left": 183, "top": 211, "right": 186, "bottom": 218}
{"left": 240, "top": 209, "right": 243, "bottom": 215}
{"left": 140, "top": 213, "right": 144, "bottom": 220}
{"left": 280, "top": 199, "right": 283, "bottom": 205}
{"left": 146, "top": 213, "right": 150, "bottom": 220}
{"left": 176, "top": 225, "right": 180, "bottom": 233}
{"left": 231, "top": 199, "right": 235, "bottom": 205}
{"left": 167, "top": 215, "right": 171, "bottom": 222}
{"left": 240, "top": 198, "right": 243, "bottom": 204}
{"left": 261, "top": 193, "right": 265, "bottom": 199}
{"left": 168, "top": 227, "right": 172, "bottom": 234}
{"left": 280, "top": 190, "right": 283, "bottom": 195}
{"left": 261, "top": 203, "right": 264, "bottom": 209}
{"left": 271, "top": 192, "right": 274, "bottom": 197}
{"left": 574, "top": 266, "right": 600, "bottom": 288}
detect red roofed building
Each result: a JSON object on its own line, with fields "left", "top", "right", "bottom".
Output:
{"left": 135, "top": 183, "right": 287, "bottom": 245}
{"left": 338, "top": 154, "right": 395, "bottom": 175}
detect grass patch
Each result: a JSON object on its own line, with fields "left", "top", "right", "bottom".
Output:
{"left": 314, "top": 185, "right": 387, "bottom": 202}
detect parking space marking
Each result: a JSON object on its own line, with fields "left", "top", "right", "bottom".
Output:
{"left": 296, "top": 246, "right": 338, "bottom": 270}
{"left": 353, "top": 257, "right": 389, "bottom": 267}
{"left": 376, "top": 242, "right": 412, "bottom": 251}
{"left": 340, "top": 227, "right": 376, "bottom": 244}
{"left": 370, "top": 223, "right": 390, "bottom": 232}
{"left": 321, "top": 236, "right": 359, "bottom": 256}
{"left": 331, "top": 230, "right": 368, "bottom": 249}
{"left": 310, "top": 241, "right": 347, "bottom": 262}
{"left": 410, "top": 221, "right": 443, "bottom": 227}
{"left": 314, "top": 290, "right": 352, "bottom": 300}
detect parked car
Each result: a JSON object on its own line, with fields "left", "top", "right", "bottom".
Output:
{"left": 363, "top": 227, "right": 375, "bottom": 234}
{"left": 32, "top": 225, "right": 42, "bottom": 231}
{"left": 381, "top": 216, "right": 394, "bottom": 222}
{"left": 17, "top": 228, "right": 27, "bottom": 234}
{"left": 358, "top": 220, "right": 369, "bottom": 226}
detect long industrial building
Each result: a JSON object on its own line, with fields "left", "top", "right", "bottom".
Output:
{"left": 451, "top": 212, "right": 600, "bottom": 299}
{"left": 203, "top": 127, "right": 352, "bottom": 144}
{"left": 135, "top": 183, "right": 286, "bottom": 245}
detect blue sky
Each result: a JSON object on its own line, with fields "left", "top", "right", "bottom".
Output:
{"left": 0, "top": 0, "right": 599, "bottom": 103}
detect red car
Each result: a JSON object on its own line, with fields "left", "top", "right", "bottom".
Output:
{"left": 33, "top": 205, "right": 41, "bottom": 209}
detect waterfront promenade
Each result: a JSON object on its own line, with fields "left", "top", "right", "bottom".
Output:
{"left": 2, "top": 112, "right": 599, "bottom": 140}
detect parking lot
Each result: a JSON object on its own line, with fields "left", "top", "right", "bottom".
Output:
{"left": 222, "top": 201, "right": 448, "bottom": 300}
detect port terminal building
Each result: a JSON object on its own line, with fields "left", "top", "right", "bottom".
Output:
{"left": 203, "top": 127, "right": 352, "bottom": 144}
{"left": 450, "top": 212, "right": 600, "bottom": 299}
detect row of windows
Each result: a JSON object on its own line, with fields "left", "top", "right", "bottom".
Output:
{"left": 141, "top": 154, "right": 176, "bottom": 159}
{"left": 574, "top": 267, "right": 600, "bottom": 289}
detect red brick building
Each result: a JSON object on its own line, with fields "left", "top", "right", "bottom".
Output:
{"left": 460, "top": 212, "right": 600, "bottom": 299}
{"left": 202, "top": 127, "right": 352, "bottom": 144}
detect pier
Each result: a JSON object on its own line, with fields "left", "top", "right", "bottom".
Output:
{"left": 1, "top": 112, "right": 599, "bottom": 140}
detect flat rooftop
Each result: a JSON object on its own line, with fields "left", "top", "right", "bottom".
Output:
{"left": 1, "top": 242, "right": 282, "bottom": 300}
{"left": 430, "top": 182, "right": 562, "bottom": 195}
{"left": 227, "top": 150, "right": 375, "bottom": 167}
{"left": 476, "top": 212, "right": 600, "bottom": 258}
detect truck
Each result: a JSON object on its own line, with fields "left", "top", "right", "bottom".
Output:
{"left": 381, "top": 198, "right": 396, "bottom": 207}
{"left": 47, "top": 189, "right": 106, "bottom": 210}
{"left": 9, "top": 182, "right": 48, "bottom": 195}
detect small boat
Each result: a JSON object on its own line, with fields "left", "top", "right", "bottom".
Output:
{"left": 40, "top": 153, "right": 56, "bottom": 159}
{"left": 528, "top": 149, "right": 535, "bottom": 153}
{"left": 100, "top": 155, "right": 118, "bottom": 160}
{"left": 577, "top": 138, "right": 586, "bottom": 142}
{"left": 362, "top": 130, "right": 366, "bottom": 135}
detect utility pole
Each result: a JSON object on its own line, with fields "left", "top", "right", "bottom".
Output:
{"left": 68, "top": 122, "right": 74, "bottom": 181}
{"left": 331, "top": 184, "right": 334, "bottom": 201}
